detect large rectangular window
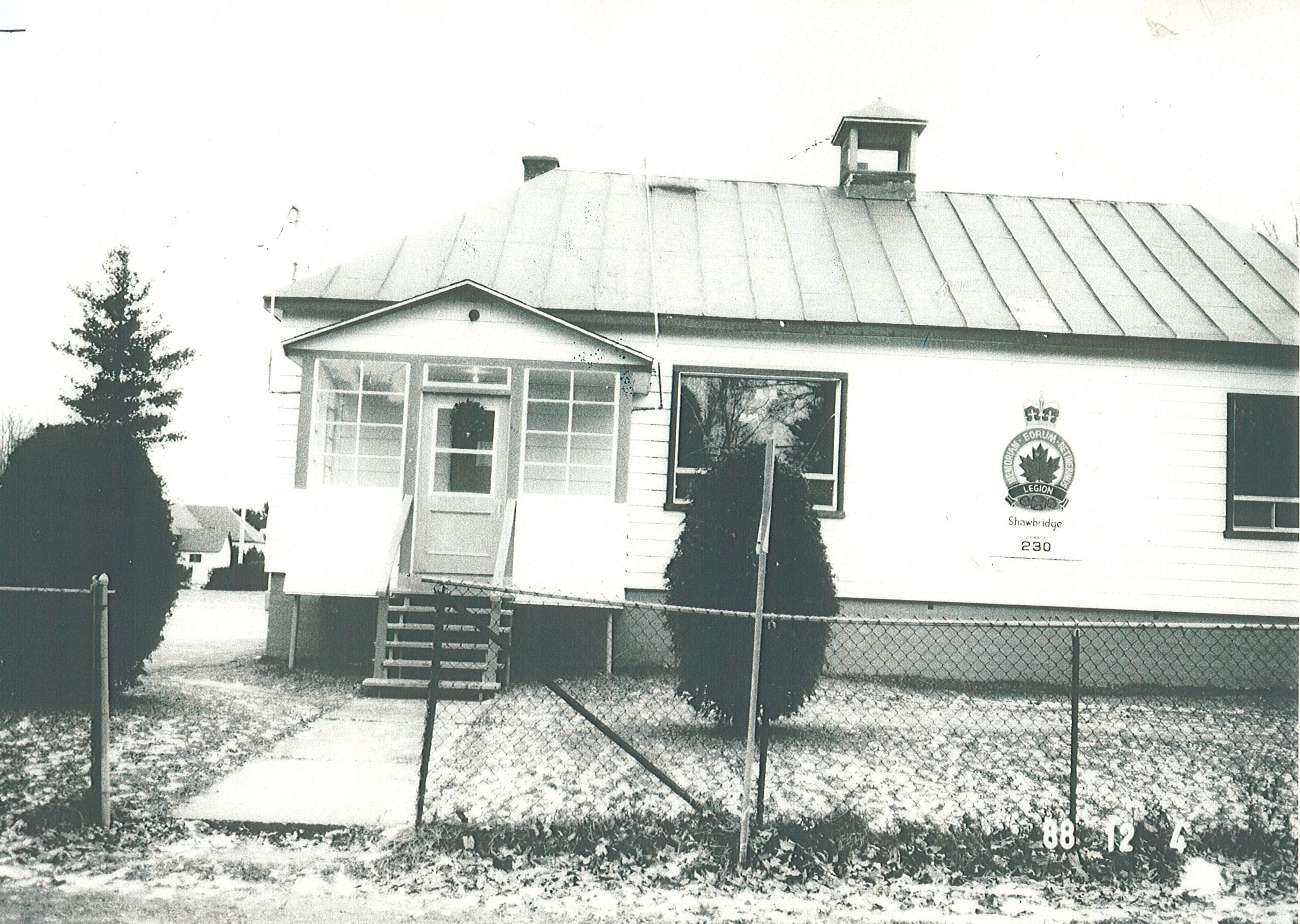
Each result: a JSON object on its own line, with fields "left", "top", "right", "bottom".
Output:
{"left": 669, "top": 369, "right": 845, "bottom": 513}
{"left": 522, "top": 369, "right": 618, "bottom": 497}
{"left": 310, "top": 358, "right": 409, "bottom": 488}
{"left": 1226, "top": 393, "right": 1298, "bottom": 540}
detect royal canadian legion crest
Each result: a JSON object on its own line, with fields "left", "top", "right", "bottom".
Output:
{"left": 1003, "top": 398, "right": 1075, "bottom": 511}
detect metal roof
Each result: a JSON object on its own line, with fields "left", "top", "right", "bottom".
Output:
{"left": 274, "top": 170, "right": 1299, "bottom": 346}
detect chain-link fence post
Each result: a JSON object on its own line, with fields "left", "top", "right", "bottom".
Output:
{"left": 89, "top": 574, "right": 111, "bottom": 829}
{"left": 738, "top": 440, "right": 776, "bottom": 866}
{"left": 415, "top": 592, "right": 443, "bottom": 827}
{"left": 1068, "top": 625, "right": 1080, "bottom": 828}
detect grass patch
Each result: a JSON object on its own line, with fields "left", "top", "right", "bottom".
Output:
{"left": 377, "top": 801, "right": 1296, "bottom": 897}
{"left": 0, "top": 658, "right": 356, "bottom": 872}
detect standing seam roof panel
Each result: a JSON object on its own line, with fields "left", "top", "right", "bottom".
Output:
{"left": 818, "top": 189, "right": 911, "bottom": 325}
{"left": 910, "top": 194, "right": 1016, "bottom": 330}
{"left": 1201, "top": 212, "right": 1299, "bottom": 311}
{"left": 695, "top": 180, "right": 759, "bottom": 319}
{"left": 1032, "top": 198, "right": 1174, "bottom": 338}
{"left": 594, "top": 175, "right": 653, "bottom": 315}
{"left": 492, "top": 170, "right": 571, "bottom": 306}
{"left": 376, "top": 221, "right": 460, "bottom": 302}
{"left": 437, "top": 189, "right": 518, "bottom": 289}
{"left": 736, "top": 181, "right": 804, "bottom": 322}
{"left": 948, "top": 194, "right": 1068, "bottom": 333}
{"left": 776, "top": 184, "right": 857, "bottom": 323}
{"left": 1075, "top": 200, "right": 1224, "bottom": 341}
{"left": 994, "top": 196, "right": 1122, "bottom": 336}
{"left": 1116, "top": 201, "right": 1274, "bottom": 344}
{"left": 1157, "top": 204, "right": 1297, "bottom": 344}
{"left": 324, "top": 240, "right": 404, "bottom": 300}
{"left": 542, "top": 170, "right": 610, "bottom": 312}
{"left": 648, "top": 186, "right": 705, "bottom": 316}
{"left": 867, "top": 199, "right": 965, "bottom": 328}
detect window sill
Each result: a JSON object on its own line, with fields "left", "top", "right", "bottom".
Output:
{"left": 1224, "top": 529, "right": 1299, "bottom": 542}
{"left": 664, "top": 499, "right": 845, "bottom": 519}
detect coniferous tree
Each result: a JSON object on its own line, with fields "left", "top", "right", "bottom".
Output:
{"left": 665, "top": 445, "right": 835, "bottom": 729}
{"left": 55, "top": 247, "right": 194, "bottom": 444}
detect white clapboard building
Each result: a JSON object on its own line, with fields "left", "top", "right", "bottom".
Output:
{"left": 260, "top": 102, "right": 1298, "bottom": 695}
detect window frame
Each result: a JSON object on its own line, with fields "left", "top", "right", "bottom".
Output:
{"left": 1225, "top": 392, "right": 1299, "bottom": 542}
{"left": 426, "top": 396, "right": 505, "bottom": 498}
{"left": 308, "top": 357, "right": 411, "bottom": 490}
{"left": 519, "top": 367, "right": 620, "bottom": 500}
{"left": 665, "top": 365, "right": 848, "bottom": 517}
{"left": 423, "top": 362, "right": 512, "bottom": 395}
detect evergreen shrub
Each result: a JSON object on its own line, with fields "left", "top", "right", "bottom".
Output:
{"left": 0, "top": 424, "right": 181, "bottom": 703}
{"left": 664, "top": 444, "right": 836, "bottom": 728}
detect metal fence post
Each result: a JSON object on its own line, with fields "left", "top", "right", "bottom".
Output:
{"left": 1068, "top": 626, "right": 1080, "bottom": 828}
{"left": 415, "top": 592, "right": 443, "bottom": 827}
{"left": 739, "top": 439, "right": 776, "bottom": 866}
{"left": 89, "top": 574, "right": 111, "bottom": 829}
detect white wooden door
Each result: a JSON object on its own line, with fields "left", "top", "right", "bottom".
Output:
{"left": 413, "top": 394, "right": 509, "bottom": 576}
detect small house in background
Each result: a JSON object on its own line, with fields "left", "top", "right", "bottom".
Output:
{"left": 170, "top": 503, "right": 266, "bottom": 587}
{"left": 261, "top": 101, "right": 1298, "bottom": 695}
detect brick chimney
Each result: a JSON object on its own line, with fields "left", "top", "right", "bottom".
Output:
{"left": 833, "top": 99, "right": 927, "bottom": 200}
{"left": 523, "top": 155, "right": 560, "bottom": 181}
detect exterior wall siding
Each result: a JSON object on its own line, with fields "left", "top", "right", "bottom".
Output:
{"left": 615, "top": 328, "right": 1298, "bottom": 619}
{"left": 268, "top": 313, "right": 329, "bottom": 493}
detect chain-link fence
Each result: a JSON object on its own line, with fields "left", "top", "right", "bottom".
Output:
{"left": 405, "top": 577, "right": 1297, "bottom": 850}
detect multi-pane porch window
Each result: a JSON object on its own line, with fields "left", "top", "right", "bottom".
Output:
{"left": 522, "top": 369, "right": 617, "bottom": 497}
{"left": 310, "top": 359, "right": 409, "bottom": 488}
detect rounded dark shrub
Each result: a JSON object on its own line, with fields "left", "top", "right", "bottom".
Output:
{"left": 664, "top": 444, "right": 836, "bottom": 728}
{"left": 0, "top": 423, "right": 181, "bottom": 704}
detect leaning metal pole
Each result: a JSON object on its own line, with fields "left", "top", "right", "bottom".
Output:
{"left": 415, "top": 595, "right": 443, "bottom": 826}
{"left": 738, "top": 439, "right": 776, "bottom": 866}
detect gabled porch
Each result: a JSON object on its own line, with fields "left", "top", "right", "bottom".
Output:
{"left": 265, "top": 281, "right": 652, "bottom": 695}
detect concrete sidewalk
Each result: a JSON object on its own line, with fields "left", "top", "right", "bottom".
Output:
{"left": 178, "top": 697, "right": 491, "bottom": 827}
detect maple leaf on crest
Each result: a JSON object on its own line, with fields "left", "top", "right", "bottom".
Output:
{"left": 1019, "top": 444, "right": 1060, "bottom": 483}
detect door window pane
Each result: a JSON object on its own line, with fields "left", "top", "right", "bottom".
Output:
{"left": 432, "top": 401, "right": 495, "bottom": 495}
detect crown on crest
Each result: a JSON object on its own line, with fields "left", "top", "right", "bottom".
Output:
{"left": 1023, "top": 396, "right": 1060, "bottom": 427}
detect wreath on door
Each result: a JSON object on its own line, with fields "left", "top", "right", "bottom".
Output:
{"left": 450, "top": 400, "right": 493, "bottom": 461}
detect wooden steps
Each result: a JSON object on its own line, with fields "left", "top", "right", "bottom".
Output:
{"left": 362, "top": 589, "right": 513, "bottom": 700}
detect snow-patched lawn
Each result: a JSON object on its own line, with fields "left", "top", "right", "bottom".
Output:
{"left": 426, "top": 674, "right": 1297, "bottom": 835}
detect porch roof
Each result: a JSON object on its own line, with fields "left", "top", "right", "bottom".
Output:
{"left": 271, "top": 170, "right": 1298, "bottom": 348}
{"left": 281, "top": 279, "right": 655, "bottom": 365}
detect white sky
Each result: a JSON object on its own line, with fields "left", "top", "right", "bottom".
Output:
{"left": 1, "top": 1, "right": 1296, "bottom": 506}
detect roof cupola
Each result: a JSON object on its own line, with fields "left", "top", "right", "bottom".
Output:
{"left": 833, "top": 99, "right": 927, "bottom": 200}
